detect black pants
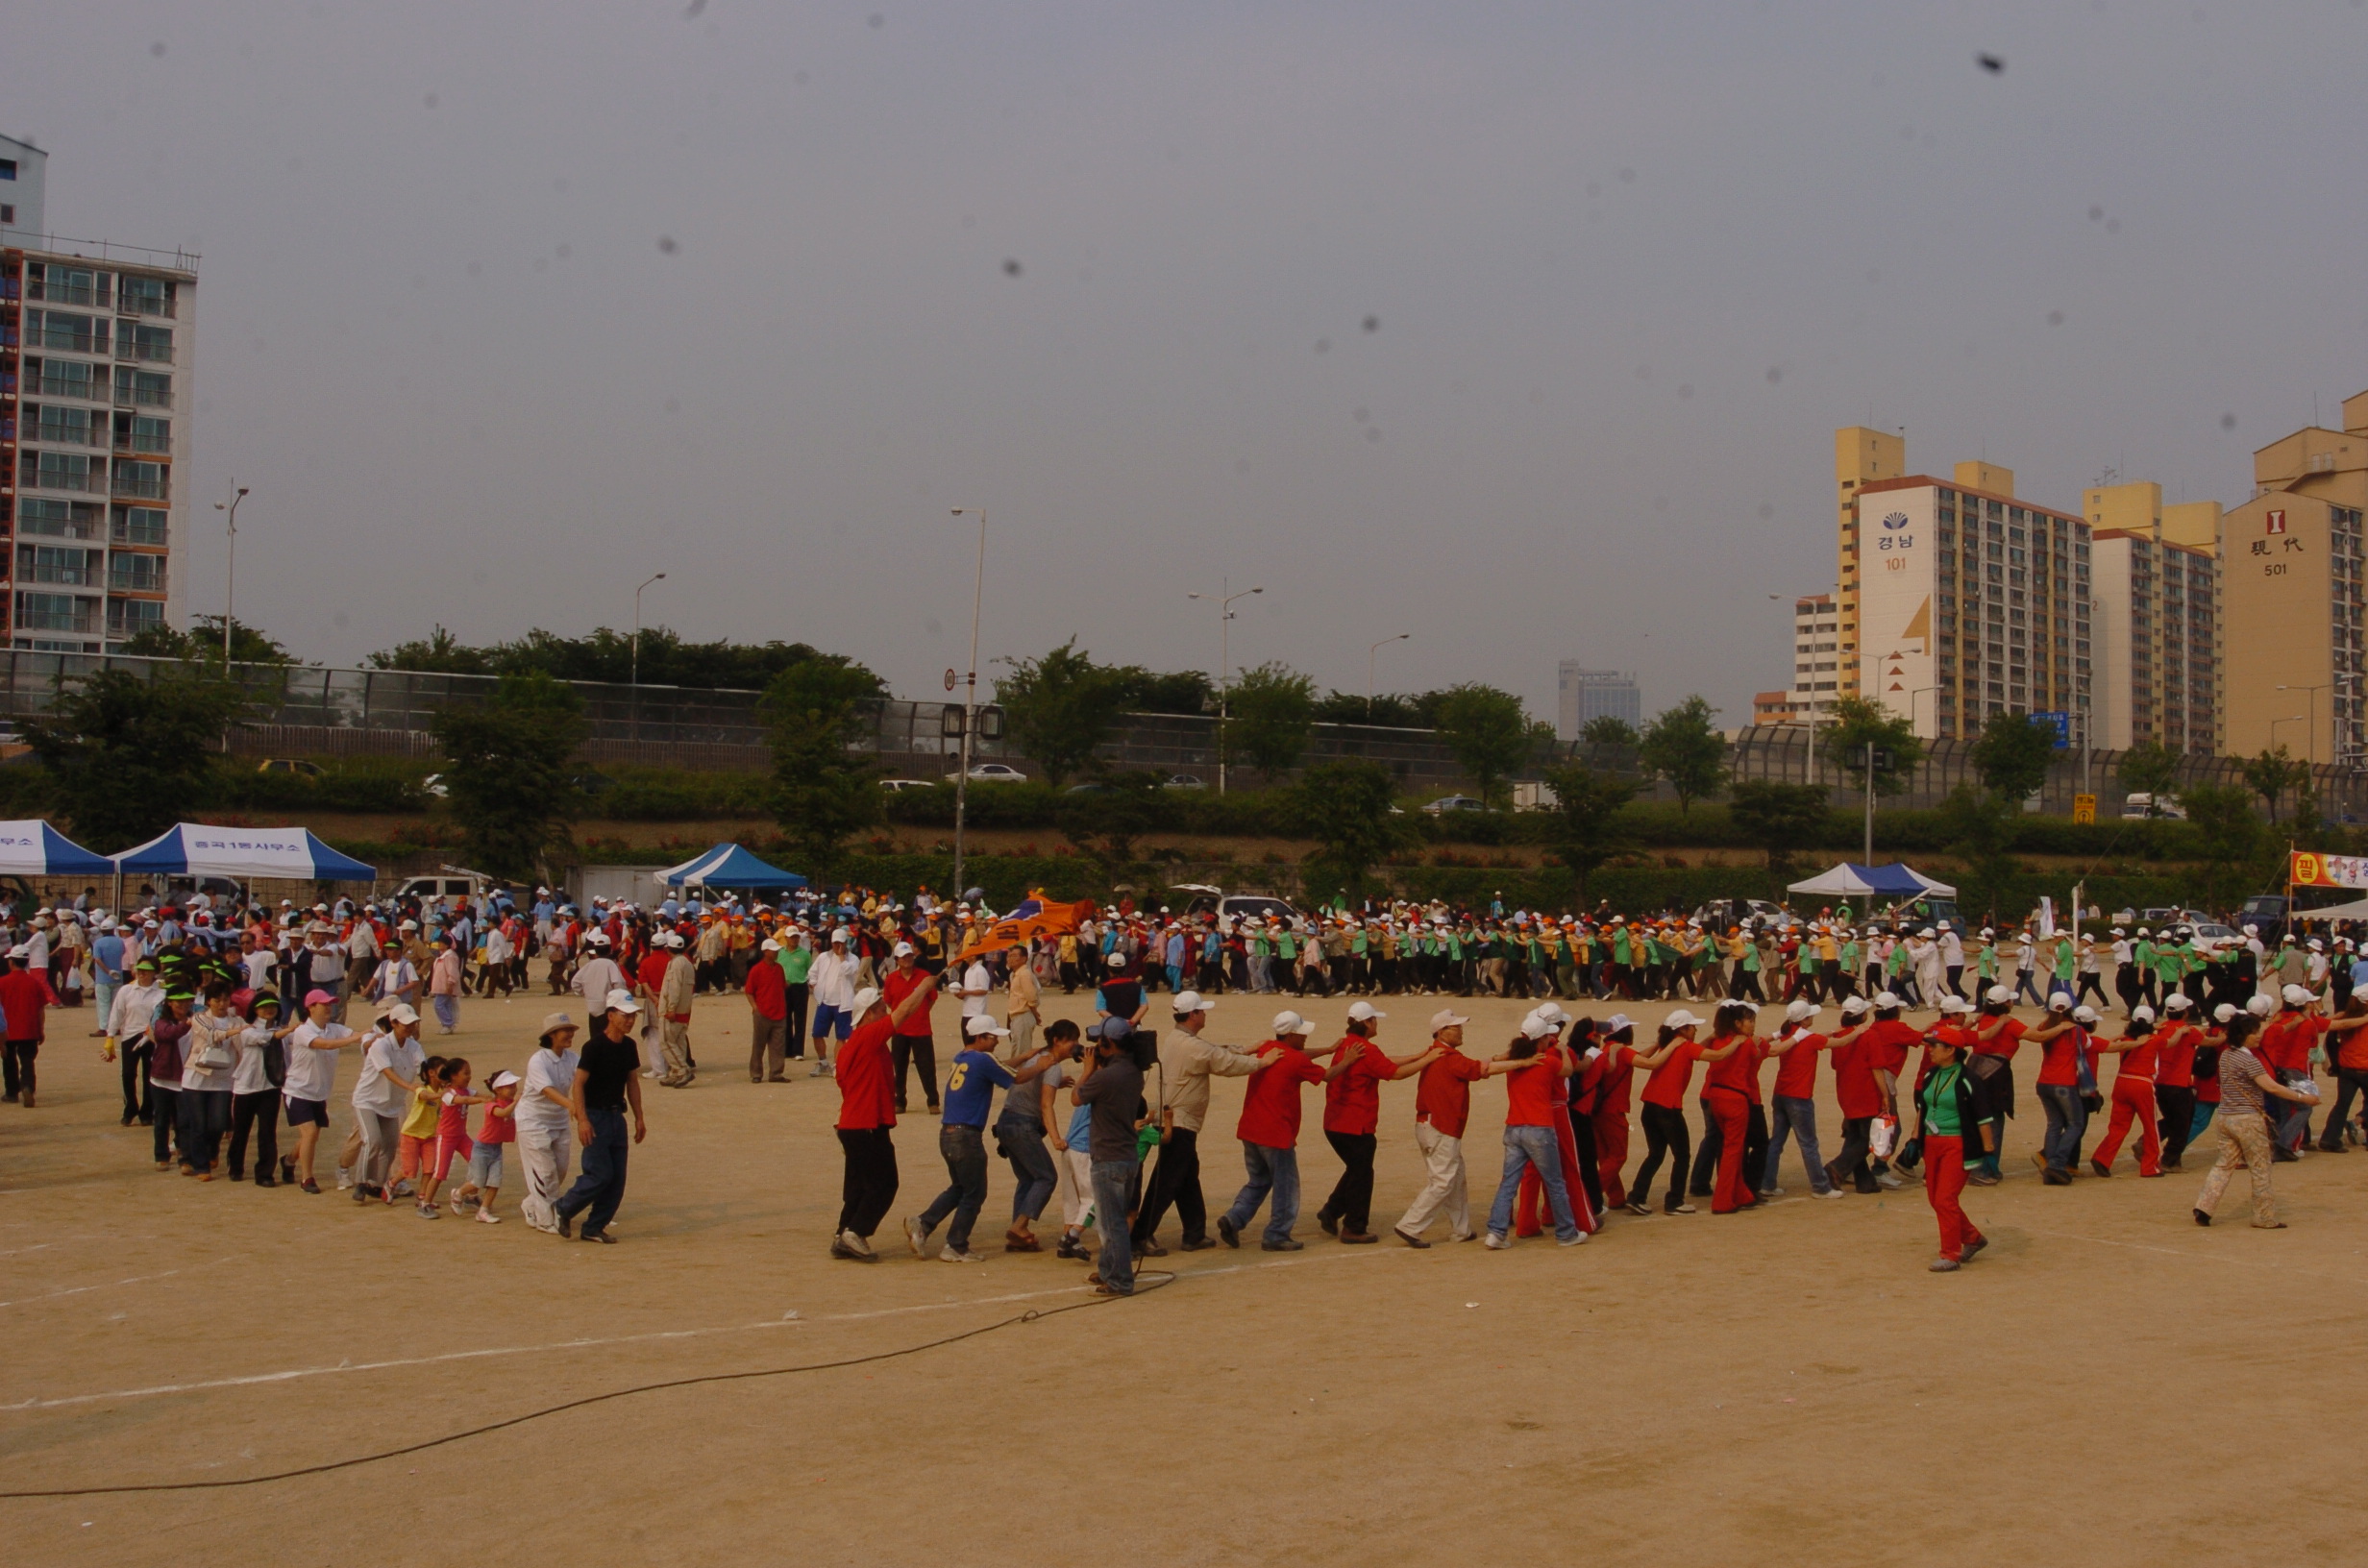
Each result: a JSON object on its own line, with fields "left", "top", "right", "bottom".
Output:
{"left": 151, "top": 1085, "right": 179, "bottom": 1163}
{"left": 892, "top": 1032, "right": 938, "bottom": 1110}
{"left": 2077, "top": 973, "right": 2109, "bottom": 1007}
{"left": 1132, "top": 1126, "right": 1205, "bottom": 1245}
{"left": 784, "top": 983, "right": 809, "bottom": 1058}
{"left": 2157, "top": 1084, "right": 2200, "bottom": 1165}
{"left": 1569, "top": 1111, "right": 1605, "bottom": 1217}
{"left": 836, "top": 1126, "right": 899, "bottom": 1238}
{"left": 228, "top": 1090, "right": 280, "bottom": 1179}
{"left": 2, "top": 1038, "right": 37, "bottom": 1101}
{"left": 1318, "top": 1130, "right": 1378, "bottom": 1234}
{"left": 120, "top": 1040, "right": 153, "bottom": 1123}
{"left": 1832, "top": 1115, "right": 1877, "bottom": 1192}
{"left": 2319, "top": 1068, "right": 2368, "bottom": 1150}
{"left": 1634, "top": 1103, "right": 1690, "bottom": 1211}
{"left": 1689, "top": 1098, "right": 1723, "bottom": 1196}
{"left": 1742, "top": 1103, "right": 1770, "bottom": 1192}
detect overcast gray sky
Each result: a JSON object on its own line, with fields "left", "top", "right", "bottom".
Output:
{"left": 13, "top": 2, "right": 2368, "bottom": 723}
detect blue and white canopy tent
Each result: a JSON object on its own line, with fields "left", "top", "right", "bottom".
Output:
{"left": 0, "top": 820, "right": 117, "bottom": 880}
{"left": 112, "top": 823, "right": 378, "bottom": 884}
{"left": 1786, "top": 862, "right": 1958, "bottom": 900}
{"left": 656, "top": 842, "right": 808, "bottom": 894}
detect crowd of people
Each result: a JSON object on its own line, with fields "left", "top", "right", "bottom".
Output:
{"left": 35, "top": 877, "right": 2364, "bottom": 1282}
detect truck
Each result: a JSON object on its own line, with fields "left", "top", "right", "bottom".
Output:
{"left": 1512, "top": 780, "right": 1561, "bottom": 813}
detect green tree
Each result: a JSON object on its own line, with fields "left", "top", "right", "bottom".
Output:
{"left": 1536, "top": 762, "right": 1637, "bottom": 894}
{"left": 1109, "top": 668, "right": 1213, "bottom": 716}
{"left": 1727, "top": 780, "right": 1832, "bottom": 872}
{"left": 1818, "top": 696, "right": 1923, "bottom": 796}
{"left": 1053, "top": 770, "right": 1166, "bottom": 884}
{"left": 430, "top": 672, "right": 590, "bottom": 881}
{"left": 1579, "top": 715, "right": 1640, "bottom": 747}
{"left": 365, "top": 625, "right": 494, "bottom": 674}
{"left": 1938, "top": 783, "right": 2020, "bottom": 915}
{"left": 22, "top": 667, "right": 249, "bottom": 848}
{"left": 1638, "top": 696, "right": 1728, "bottom": 814}
{"left": 759, "top": 656, "right": 883, "bottom": 866}
{"left": 1222, "top": 662, "right": 1317, "bottom": 782}
{"left": 2117, "top": 739, "right": 2182, "bottom": 817}
{"left": 369, "top": 625, "right": 875, "bottom": 692}
{"left": 1290, "top": 758, "right": 1406, "bottom": 899}
{"left": 1969, "top": 708, "right": 2058, "bottom": 802}
{"left": 1431, "top": 684, "right": 1536, "bottom": 808}
{"left": 121, "top": 615, "right": 296, "bottom": 667}
{"left": 2242, "top": 744, "right": 2306, "bottom": 823}
{"left": 996, "top": 639, "right": 1132, "bottom": 787}
{"left": 2178, "top": 782, "right": 2268, "bottom": 909}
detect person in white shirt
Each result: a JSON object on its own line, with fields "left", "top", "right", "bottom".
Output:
{"left": 515, "top": 1013, "right": 581, "bottom": 1234}
{"left": 104, "top": 956, "right": 167, "bottom": 1128}
{"left": 371, "top": 949, "right": 422, "bottom": 1007}
{"left": 282, "top": 990, "right": 358, "bottom": 1193}
{"left": 346, "top": 1003, "right": 424, "bottom": 1202}
{"left": 959, "top": 954, "right": 993, "bottom": 1023}
{"left": 804, "top": 929, "right": 861, "bottom": 1078}
{"left": 569, "top": 933, "right": 626, "bottom": 1017}
{"left": 227, "top": 993, "right": 295, "bottom": 1185}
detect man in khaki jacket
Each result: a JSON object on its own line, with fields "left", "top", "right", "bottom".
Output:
{"left": 657, "top": 933, "right": 698, "bottom": 1087}
{"left": 1130, "top": 990, "right": 1270, "bottom": 1256}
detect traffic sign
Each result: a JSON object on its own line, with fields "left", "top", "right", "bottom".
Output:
{"left": 944, "top": 668, "right": 958, "bottom": 692}
{"left": 2034, "top": 711, "right": 2071, "bottom": 748}
{"left": 2072, "top": 793, "right": 2096, "bottom": 824}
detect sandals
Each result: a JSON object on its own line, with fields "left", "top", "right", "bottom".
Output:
{"left": 1004, "top": 1231, "right": 1042, "bottom": 1253}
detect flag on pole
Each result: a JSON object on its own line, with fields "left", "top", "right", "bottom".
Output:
{"left": 957, "top": 892, "right": 1098, "bottom": 961}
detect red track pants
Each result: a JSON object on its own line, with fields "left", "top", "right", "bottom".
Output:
{"left": 1705, "top": 1089, "right": 1754, "bottom": 1213}
{"left": 2092, "top": 1077, "right": 2159, "bottom": 1176}
{"left": 1516, "top": 1107, "right": 1600, "bottom": 1236}
{"left": 1592, "top": 1108, "right": 1630, "bottom": 1208}
{"left": 1924, "top": 1133, "right": 1985, "bottom": 1262}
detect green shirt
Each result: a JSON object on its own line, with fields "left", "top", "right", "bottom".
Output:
{"left": 1919, "top": 1063, "right": 1966, "bottom": 1137}
{"left": 1977, "top": 944, "right": 1998, "bottom": 979}
{"left": 777, "top": 945, "right": 814, "bottom": 985}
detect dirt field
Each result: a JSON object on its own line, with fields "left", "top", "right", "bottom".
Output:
{"left": 4, "top": 984, "right": 2364, "bottom": 1567}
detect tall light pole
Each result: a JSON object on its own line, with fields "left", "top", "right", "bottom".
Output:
{"left": 211, "top": 483, "right": 248, "bottom": 663}
{"left": 950, "top": 507, "right": 987, "bottom": 899}
{"left": 631, "top": 573, "right": 667, "bottom": 685}
{"left": 2279, "top": 682, "right": 2332, "bottom": 769}
{"left": 1367, "top": 632, "right": 1409, "bottom": 722}
{"left": 1187, "top": 580, "right": 1263, "bottom": 794}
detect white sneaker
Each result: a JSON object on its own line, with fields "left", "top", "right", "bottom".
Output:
{"left": 1760, "top": 1187, "right": 1787, "bottom": 1198}
{"left": 1876, "top": 1173, "right": 1905, "bottom": 1189}
{"left": 939, "top": 1248, "right": 983, "bottom": 1262}
{"left": 476, "top": 1209, "right": 503, "bottom": 1224}
{"left": 839, "top": 1228, "right": 875, "bottom": 1259}
{"left": 1483, "top": 1233, "right": 1511, "bottom": 1250}
{"left": 1558, "top": 1231, "right": 1589, "bottom": 1246}
{"left": 1817, "top": 1188, "right": 1846, "bottom": 1200}
{"left": 334, "top": 1168, "right": 355, "bottom": 1190}
{"left": 903, "top": 1216, "right": 932, "bottom": 1258}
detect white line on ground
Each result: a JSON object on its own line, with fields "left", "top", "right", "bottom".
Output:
{"left": 0, "top": 1256, "right": 247, "bottom": 1312}
{"left": 0, "top": 1247, "right": 1384, "bottom": 1412}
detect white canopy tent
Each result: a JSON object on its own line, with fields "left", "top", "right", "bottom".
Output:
{"left": 1786, "top": 862, "right": 1958, "bottom": 900}
{"left": 2293, "top": 897, "right": 2368, "bottom": 922}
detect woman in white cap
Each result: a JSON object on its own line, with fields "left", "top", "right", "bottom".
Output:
{"left": 2317, "top": 991, "right": 2368, "bottom": 1152}
{"left": 1761, "top": 999, "right": 1839, "bottom": 1199}
{"left": 515, "top": 1014, "right": 580, "bottom": 1233}
{"left": 2087, "top": 1004, "right": 2164, "bottom": 1177}
{"left": 2029, "top": 1003, "right": 2093, "bottom": 1184}
{"left": 1315, "top": 1000, "right": 1443, "bottom": 1245}
{"left": 2153, "top": 993, "right": 2208, "bottom": 1168}
{"left": 1624, "top": 1011, "right": 1705, "bottom": 1215}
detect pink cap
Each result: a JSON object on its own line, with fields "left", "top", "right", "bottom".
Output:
{"left": 304, "top": 989, "right": 336, "bottom": 1007}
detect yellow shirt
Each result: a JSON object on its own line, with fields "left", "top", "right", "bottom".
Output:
{"left": 401, "top": 1082, "right": 439, "bottom": 1139}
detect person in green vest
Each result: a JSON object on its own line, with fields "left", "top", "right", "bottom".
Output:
{"left": 1609, "top": 919, "right": 1634, "bottom": 1000}
{"left": 2132, "top": 929, "right": 2158, "bottom": 1013}
{"left": 1975, "top": 929, "right": 2000, "bottom": 991}
{"left": 1273, "top": 923, "right": 1299, "bottom": 997}
{"left": 2158, "top": 932, "right": 2194, "bottom": 1009}
{"left": 2050, "top": 930, "right": 2077, "bottom": 1006}
{"left": 777, "top": 925, "right": 818, "bottom": 1068}
{"left": 1915, "top": 1026, "right": 1992, "bottom": 1272}
{"left": 1347, "top": 920, "right": 1370, "bottom": 994}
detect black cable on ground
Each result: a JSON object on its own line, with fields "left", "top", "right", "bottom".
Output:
{"left": 0, "top": 1271, "right": 1179, "bottom": 1499}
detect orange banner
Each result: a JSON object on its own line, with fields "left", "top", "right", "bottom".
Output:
{"left": 957, "top": 893, "right": 1098, "bottom": 961}
{"left": 2291, "top": 850, "right": 2368, "bottom": 889}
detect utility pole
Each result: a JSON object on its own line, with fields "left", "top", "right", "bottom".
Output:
{"left": 1863, "top": 742, "right": 1876, "bottom": 864}
{"left": 212, "top": 483, "right": 248, "bottom": 663}
{"left": 950, "top": 508, "right": 987, "bottom": 899}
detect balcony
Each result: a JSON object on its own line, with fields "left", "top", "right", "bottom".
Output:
{"left": 115, "top": 337, "right": 172, "bottom": 364}
{"left": 23, "top": 563, "right": 93, "bottom": 587}
{"left": 116, "top": 291, "right": 176, "bottom": 319}
{"left": 113, "top": 381, "right": 171, "bottom": 409}
{"left": 111, "top": 471, "right": 166, "bottom": 501}
{"left": 37, "top": 373, "right": 108, "bottom": 402}
{"left": 31, "top": 282, "right": 100, "bottom": 307}
{"left": 27, "top": 465, "right": 97, "bottom": 494}
{"left": 113, "top": 429, "right": 170, "bottom": 455}
{"left": 36, "top": 330, "right": 98, "bottom": 355}
{"left": 108, "top": 565, "right": 166, "bottom": 595}
{"left": 37, "top": 423, "right": 105, "bottom": 450}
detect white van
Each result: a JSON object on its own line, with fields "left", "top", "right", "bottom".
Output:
{"left": 2120, "top": 793, "right": 2187, "bottom": 821}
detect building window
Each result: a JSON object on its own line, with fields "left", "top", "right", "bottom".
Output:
{"left": 16, "top": 593, "right": 95, "bottom": 633}
{"left": 108, "top": 554, "right": 164, "bottom": 593}
{"left": 19, "top": 499, "right": 102, "bottom": 539}
{"left": 113, "top": 506, "right": 167, "bottom": 546}
{"left": 108, "top": 598, "right": 165, "bottom": 639}
{"left": 111, "top": 460, "right": 165, "bottom": 501}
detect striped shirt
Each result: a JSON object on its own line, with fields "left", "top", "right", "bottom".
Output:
{"left": 2218, "top": 1046, "right": 2268, "bottom": 1119}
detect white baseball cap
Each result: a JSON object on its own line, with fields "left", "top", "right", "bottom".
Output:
{"left": 892, "top": 942, "right": 915, "bottom": 957}
{"left": 2073, "top": 1005, "right": 2100, "bottom": 1025}
{"left": 1519, "top": 1015, "right": 1558, "bottom": 1040}
{"left": 1784, "top": 999, "right": 1816, "bottom": 1022}
{"left": 1429, "top": 1008, "right": 1469, "bottom": 1033}
{"left": 2131, "top": 1005, "right": 2156, "bottom": 1024}
{"left": 2246, "top": 994, "right": 2275, "bottom": 1017}
{"left": 1270, "top": 1010, "right": 1317, "bottom": 1037}
{"left": 1874, "top": 992, "right": 1902, "bottom": 1009}
{"left": 384, "top": 1002, "right": 421, "bottom": 1026}
{"left": 2283, "top": 984, "right": 2314, "bottom": 1006}
{"left": 1839, "top": 996, "right": 1870, "bottom": 1016}
{"left": 1937, "top": 995, "right": 1972, "bottom": 1015}
{"left": 851, "top": 986, "right": 882, "bottom": 1015}
{"left": 1345, "top": 1000, "right": 1386, "bottom": 1022}
{"left": 1986, "top": 986, "right": 2014, "bottom": 1006}
{"left": 1664, "top": 1010, "right": 1703, "bottom": 1030}
{"left": 2213, "top": 1003, "right": 2238, "bottom": 1023}
{"left": 1172, "top": 991, "right": 1211, "bottom": 1015}
{"left": 963, "top": 1017, "right": 1010, "bottom": 1039}
{"left": 604, "top": 989, "right": 643, "bottom": 1016}
{"left": 2164, "top": 993, "right": 2192, "bottom": 1013}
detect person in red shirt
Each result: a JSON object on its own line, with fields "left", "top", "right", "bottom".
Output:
{"left": 744, "top": 940, "right": 790, "bottom": 1083}
{"left": 2088, "top": 1004, "right": 2165, "bottom": 1177}
{"left": 1823, "top": 996, "right": 1886, "bottom": 1194}
{"left": 879, "top": 942, "right": 942, "bottom": 1115}
{"left": 1690, "top": 1001, "right": 1761, "bottom": 1213}
{"left": 1590, "top": 1016, "right": 1640, "bottom": 1208}
{"left": 1316, "top": 1001, "right": 1443, "bottom": 1244}
{"left": 1623, "top": 1011, "right": 1705, "bottom": 1215}
{"left": 831, "top": 968, "right": 942, "bottom": 1261}
{"left": 2027, "top": 1003, "right": 2087, "bottom": 1184}
{"left": 0, "top": 943, "right": 62, "bottom": 1107}
{"left": 2317, "top": 993, "right": 2368, "bottom": 1153}
{"left": 2259, "top": 986, "right": 2321, "bottom": 1157}
{"left": 1484, "top": 1017, "right": 1587, "bottom": 1247}
{"left": 1216, "top": 1011, "right": 1338, "bottom": 1251}
{"left": 2153, "top": 993, "right": 2208, "bottom": 1167}
{"left": 1854, "top": 992, "right": 1922, "bottom": 1189}
{"left": 1394, "top": 1009, "right": 1529, "bottom": 1246}
{"left": 1961, "top": 986, "right": 2034, "bottom": 1183}
{"left": 1514, "top": 1009, "right": 1599, "bottom": 1237}
{"left": 1762, "top": 999, "right": 1839, "bottom": 1198}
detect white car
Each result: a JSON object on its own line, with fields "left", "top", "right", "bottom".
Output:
{"left": 421, "top": 772, "right": 450, "bottom": 799}
{"left": 1421, "top": 795, "right": 1487, "bottom": 815}
{"left": 1162, "top": 772, "right": 1207, "bottom": 790}
{"left": 877, "top": 778, "right": 937, "bottom": 793}
{"left": 944, "top": 762, "right": 1028, "bottom": 783}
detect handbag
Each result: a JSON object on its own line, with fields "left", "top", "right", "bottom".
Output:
{"left": 262, "top": 1035, "right": 287, "bottom": 1090}
{"left": 188, "top": 1026, "right": 233, "bottom": 1072}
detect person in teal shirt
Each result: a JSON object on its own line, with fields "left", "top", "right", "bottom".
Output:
{"left": 1916, "top": 1028, "right": 1992, "bottom": 1272}
{"left": 777, "top": 928, "right": 817, "bottom": 1063}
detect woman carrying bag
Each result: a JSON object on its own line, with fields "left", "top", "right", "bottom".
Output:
{"left": 1915, "top": 1026, "right": 1992, "bottom": 1272}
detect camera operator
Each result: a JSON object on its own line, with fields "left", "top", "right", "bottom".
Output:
{"left": 1074, "top": 1017, "right": 1150, "bottom": 1296}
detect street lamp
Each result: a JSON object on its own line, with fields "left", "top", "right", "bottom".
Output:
{"left": 1187, "top": 580, "right": 1263, "bottom": 794}
{"left": 2278, "top": 683, "right": 2332, "bottom": 768}
{"left": 1367, "top": 633, "right": 1409, "bottom": 723}
{"left": 950, "top": 507, "right": 987, "bottom": 899}
{"left": 211, "top": 483, "right": 249, "bottom": 664}
{"left": 631, "top": 573, "right": 667, "bottom": 686}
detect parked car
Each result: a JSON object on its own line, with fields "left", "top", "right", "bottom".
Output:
{"left": 421, "top": 772, "right": 450, "bottom": 798}
{"left": 944, "top": 762, "right": 1027, "bottom": 783}
{"left": 1162, "top": 772, "right": 1206, "bottom": 790}
{"left": 1512, "top": 780, "right": 1561, "bottom": 813}
{"left": 256, "top": 758, "right": 325, "bottom": 778}
{"left": 1178, "top": 889, "right": 1300, "bottom": 926}
{"left": 395, "top": 872, "right": 490, "bottom": 907}
{"left": 1690, "top": 898, "right": 1798, "bottom": 932}
{"left": 2121, "top": 793, "right": 2187, "bottom": 821}
{"left": 876, "top": 778, "right": 937, "bottom": 793}
{"left": 1422, "top": 795, "right": 1488, "bottom": 815}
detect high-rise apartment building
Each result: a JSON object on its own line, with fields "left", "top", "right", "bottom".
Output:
{"left": 2219, "top": 392, "right": 2368, "bottom": 766}
{"left": 1557, "top": 663, "right": 1640, "bottom": 741}
{"left": 1835, "top": 428, "right": 1906, "bottom": 699}
{"left": 1845, "top": 449, "right": 2093, "bottom": 741}
{"left": 2080, "top": 479, "right": 2222, "bottom": 753}
{"left": 0, "top": 135, "right": 46, "bottom": 244}
{"left": 1788, "top": 593, "right": 1838, "bottom": 721}
{"left": 0, "top": 140, "right": 192, "bottom": 652}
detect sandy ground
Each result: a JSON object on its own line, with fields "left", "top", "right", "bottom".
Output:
{"left": 4, "top": 983, "right": 2366, "bottom": 1567}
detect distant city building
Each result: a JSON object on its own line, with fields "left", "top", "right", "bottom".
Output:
{"left": 1788, "top": 593, "right": 1838, "bottom": 723}
{"left": 1753, "top": 690, "right": 1807, "bottom": 725}
{"left": 1838, "top": 431, "right": 2094, "bottom": 741}
{"left": 1557, "top": 663, "right": 1640, "bottom": 740}
{"left": 2083, "top": 479, "right": 2221, "bottom": 754}
{"left": 1, "top": 137, "right": 195, "bottom": 651}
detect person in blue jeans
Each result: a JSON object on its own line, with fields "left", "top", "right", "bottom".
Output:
{"left": 1485, "top": 1018, "right": 1581, "bottom": 1247}
{"left": 1216, "top": 1011, "right": 1337, "bottom": 1252}
{"left": 1073, "top": 1017, "right": 1149, "bottom": 1296}
{"left": 1761, "top": 999, "right": 1838, "bottom": 1198}
{"left": 554, "top": 992, "right": 647, "bottom": 1243}
{"left": 907, "top": 1017, "right": 1060, "bottom": 1262}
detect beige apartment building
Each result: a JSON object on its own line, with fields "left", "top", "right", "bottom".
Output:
{"left": 2219, "top": 393, "right": 2368, "bottom": 766}
{"left": 1837, "top": 430, "right": 2092, "bottom": 741}
{"left": 2081, "top": 479, "right": 2222, "bottom": 753}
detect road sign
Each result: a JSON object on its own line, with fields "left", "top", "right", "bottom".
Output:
{"left": 944, "top": 668, "right": 958, "bottom": 692}
{"left": 2034, "top": 711, "right": 2071, "bottom": 748}
{"left": 2072, "top": 793, "right": 2096, "bottom": 824}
